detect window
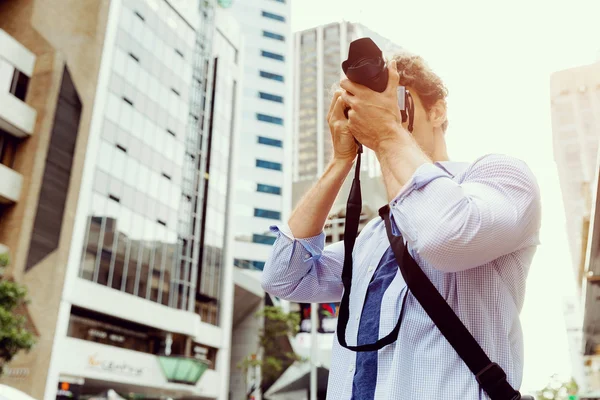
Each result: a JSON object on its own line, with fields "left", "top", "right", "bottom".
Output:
{"left": 263, "top": 31, "right": 285, "bottom": 41}
{"left": 10, "top": 69, "right": 30, "bottom": 102}
{"left": 234, "top": 259, "right": 266, "bottom": 271}
{"left": 258, "top": 136, "right": 283, "bottom": 148}
{"left": 256, "top": 159, "right": 282, "bottom": 171}
{"left": 259, "top": 71, "right": 284, "bottom": 82}
{"left": 254, "top": 208, "right": 281, "bottom": 220}
{"left": 261, "top": 50, "right": 284, "bottom": 62}
{"left": 0, "top": 129, "right": 18, "bottom": 168}
{"left": 259, "top": 92, "right": 284, "bottom": 103}
{"left": 257, "top": 113, "right": 283, "bottom": 125}
{"left": 257, "top": 183, "right": 281, "bottom": 195}
{"left": 261, "top": 11, "right": 285, "bottom": 22}
{"left": 252, "top": 234, "right": 276, "bottom": 245}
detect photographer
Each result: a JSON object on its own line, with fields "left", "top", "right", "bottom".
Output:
{"left": 262, "top": 52, "right": 541, "bottom": 399}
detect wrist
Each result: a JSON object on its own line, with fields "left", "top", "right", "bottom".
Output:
{"left": 374, "top": 127, "right": 410, "bottom": 159}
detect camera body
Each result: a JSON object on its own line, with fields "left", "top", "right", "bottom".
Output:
{"left": 342, "top": 38, "right": 410, "bottom": 127}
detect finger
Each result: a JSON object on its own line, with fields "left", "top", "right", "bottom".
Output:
{"left": 340, "top": 78, "right": 364, "bottom": 96}
{"left": 341, "top": 91, "right": 355, "bottom": 109}
{"left": 327, "top": 90, "right": 343, "bottom": 121}
{"left": 331, "top": 96, "right": 348, "bottom": 121}
{"left": 385, "top": 59, "right": 400, "bottom": 94}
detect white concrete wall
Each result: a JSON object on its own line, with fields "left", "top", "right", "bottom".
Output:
{"left": 229, "top": 302, "right": 263, "bottom": 400}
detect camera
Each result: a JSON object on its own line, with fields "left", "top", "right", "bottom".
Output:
{"left": 341, "top": 37, "right": 412, "bottom": 130}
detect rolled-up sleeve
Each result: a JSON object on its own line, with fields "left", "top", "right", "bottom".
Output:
{"left": 389, "top": 154, "right": 542, "bottom": 272}
{"left": 261, "top": 224, "right": 344, "bottom": 303}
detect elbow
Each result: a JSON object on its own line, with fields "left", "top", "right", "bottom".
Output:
{"left": 260, "top": 264, "right": 293, "bottom": 299}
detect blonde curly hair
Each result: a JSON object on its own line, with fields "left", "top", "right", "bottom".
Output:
{"left": 391, "top": 51, "right": 449, "bottom": 132}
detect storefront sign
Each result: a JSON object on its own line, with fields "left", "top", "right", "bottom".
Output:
{"left": 87, "top": 354, "right": 143, "bottom": 377}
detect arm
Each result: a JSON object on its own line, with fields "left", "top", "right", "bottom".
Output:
{"left": 378, "top": 138, "right": 541, "bottom": 272}
{"left": 261, "top": 159, "right": 353, "bottom": 302}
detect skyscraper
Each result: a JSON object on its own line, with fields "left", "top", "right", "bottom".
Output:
{"left": 293, "top": 21, "right": 403, "bottom": 183}
{"left": 551, "top": 61, "right": 600, "bottom": 398}
{"left": 0, "top": 1, "right": 243, "bottom": 399}
{"left": 551, "top": 62, "right": 600, "bottom": 287}
{"left": 228, "top": 0, "right": 293, "bottom": 273}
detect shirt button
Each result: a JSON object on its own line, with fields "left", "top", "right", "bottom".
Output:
{"left": 348, "top": 364, "right": 354, "bottom": 373}
{"left": 355, "top": 315, "right": 360, "bottom": 321}
{"left": 304, "top": 254, "right": 310, "bottom": 260}
{"left": 367, "top": 266, "right": 375, "bottom": 272}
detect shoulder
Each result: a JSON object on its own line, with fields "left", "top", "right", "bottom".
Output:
{"left": 466, "top": 153, "right": 539, "bottom": 189}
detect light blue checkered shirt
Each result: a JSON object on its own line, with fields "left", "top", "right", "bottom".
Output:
{"left": 263, "top": 154, "right": 542, "bottom": 400}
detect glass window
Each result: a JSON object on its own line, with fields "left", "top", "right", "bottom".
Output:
{"left": 252, "top": 234, "right": 276, "bottom": 245}
{"left": 256, "top": 113, "right": 283, "bottom": 125}
{"left": 261, "top": 11, "right": 285, "bottom": 22}
{"left": 256, "top": 159, "right": 282, "bottom": 171}
{"left": 97, "top": 140, "right": 114, "bottom": 173}
{"left": 257, "top": 136, "right": 283, "bottom": 148}
{"left": 261, "top": 50, "right": 285, "bottom": 62}
{"left": 125, "top": 157, "right": 139, "bottom": 187}
{"left": 234, "top": 259, "right": 266, "bottom": 271}
{"left": 254, "top": 208, "right": 281, "bottom": 220}
{"left": 259, "top": 92, "right": 284, "bottom": 103}
{"left": 257, "top": 183, "right": 281, "bottom": 195}
{"left": 106, "top": 93, "right": 120, "bottom": 124}
{"left": 113, "top": 48, "right": 126, "bottom": 77}
{"left": 263, "top": 31, "right": 285, "bottom": 41}
{"left": 119, "top": 100, "right": 133, "bottom": 131}
{"left": 259, "top": 70, "right": 284, "bottom": 82}
{"left": 111, "top": 146, "right": 127, "bottom": 178}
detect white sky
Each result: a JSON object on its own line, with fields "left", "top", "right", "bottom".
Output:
{"left": 291, "top": 0, "right": 600, "bottom": 393}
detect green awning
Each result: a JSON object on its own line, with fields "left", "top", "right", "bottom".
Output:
{"left": 157, "top": 356, "right": 210, "bottom": 385}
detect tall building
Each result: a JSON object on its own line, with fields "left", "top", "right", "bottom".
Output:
{"left": 551, "top": 62, "right": 600, "bottom": 397}
{"left": 0, "top": 0, "right": 111, "bottom": 395}
{"left": 224, "top": 1, "right": 293, "bottom": 398}
{"left": 293, "top": 21, "right": 403, "bottom": 183}
{"left": 227, "top": 0, "right": 293, "bottom": 272}
{"left": 0, "top": 1, "right": 243, "bottom": 399}
{"left": 551, "top": 63, "right": 600, "bottom": 287}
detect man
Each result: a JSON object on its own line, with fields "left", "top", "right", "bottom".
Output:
{"left": 262, "top": 52, "right": 541, "bottom": 399}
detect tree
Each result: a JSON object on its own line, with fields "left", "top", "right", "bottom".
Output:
{"left": 0, "top": 253, "right": 36, "bottom": 376}
{"left": 536, "top": 374, "right": 579, "bottom": 400}
{"left": 238, "top": 305, "right": 303, "bottom": 398}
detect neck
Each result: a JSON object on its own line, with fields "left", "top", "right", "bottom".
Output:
{"left": 430, "top": 129, "right": 449, "bottom": 162}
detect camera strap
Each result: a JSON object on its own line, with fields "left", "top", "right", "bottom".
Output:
{"left": 336, "top": 109, "right": 525, "bottom": 400}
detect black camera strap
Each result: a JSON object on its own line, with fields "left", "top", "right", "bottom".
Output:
{"left": 378, "top": 205, "right": 523, "bottom": 400}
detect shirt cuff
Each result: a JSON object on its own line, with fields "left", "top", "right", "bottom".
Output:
{"left": 388, "top": 162, "right": 453, "bottom": 238}
{"left": 270, "top": 224, "right": 326, "bottom": 263}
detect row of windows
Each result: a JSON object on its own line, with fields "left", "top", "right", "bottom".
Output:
{"left": 259, "top": 92, "right": 283, "bottom": 103}
{"left": 256, "top": 159, "right": 282, "bottom": 171}
{"left": 260, "top": 70, "right": 284, "bottom": 82}
{"left": 261, "top": 50, "right": 285, "bottom": 62}
{"left": 263, "top": 30, "right": 285, "bottom": 41}
{"left": 257, "top": 113, "right": 283, "bottom": 125}
{"left": 262, "top": 10, "right": 285, "bottom": 22}
{"left": 254, "top": 208, "right": 281, "bottom": 220}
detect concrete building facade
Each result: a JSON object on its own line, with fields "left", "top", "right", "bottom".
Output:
{"left": 0, "top": 1, "right": 243, "bottom": 399}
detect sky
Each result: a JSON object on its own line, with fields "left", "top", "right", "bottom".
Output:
{"left": 291, "top": 0, "right": 600, "bottom": 393}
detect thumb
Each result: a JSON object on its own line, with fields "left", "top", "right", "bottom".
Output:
{"left": 386, "top": 59, "right": 399, "bottom": 94}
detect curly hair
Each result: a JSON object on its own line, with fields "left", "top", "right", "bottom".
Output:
{"left": 391, "top": 51, "right": 449, "bottom": 132}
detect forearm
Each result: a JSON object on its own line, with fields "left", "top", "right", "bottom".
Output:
{"left": 288, "top": 158, "right": 354, "bottom": 238}
{"left": 376, "top": 129, "right": 431, "bottom": 202}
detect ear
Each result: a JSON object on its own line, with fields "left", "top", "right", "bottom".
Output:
{"left": 429, "top": 99, "right": 447, "bottom": 129}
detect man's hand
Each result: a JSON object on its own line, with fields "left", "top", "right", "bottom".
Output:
{"left": 328, "top": 89, "right": 358, "bottom": 163}
{"left": 340, "top": 60, "right": 405, "bottom": 153}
